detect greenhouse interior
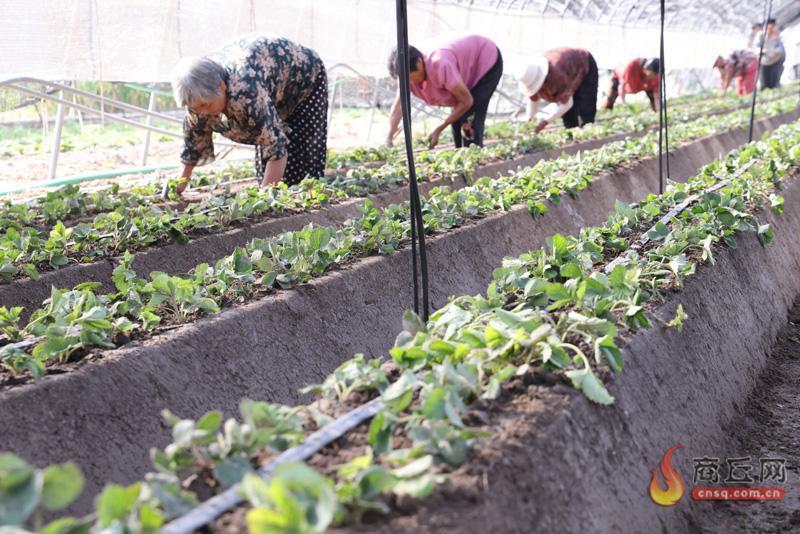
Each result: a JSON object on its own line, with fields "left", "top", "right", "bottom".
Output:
{"left": 1, "top": 0, "right": 800, "bottom": 532}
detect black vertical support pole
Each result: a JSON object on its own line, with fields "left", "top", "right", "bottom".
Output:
{"left": 658, "top": 0, "right": 667, "bottom": 194}
{"left": 749, "top": 0, "right": 773, "bottom": 142}
{"left": 661, "top": 0, "right": 670, "bottom": 183}
{"left": 395, "top": 0, "right": 430, "bottom": 320}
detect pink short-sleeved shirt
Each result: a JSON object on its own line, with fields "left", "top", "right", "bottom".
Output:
{"left": 410, "top": 35, "right": 498, "bottom": 107}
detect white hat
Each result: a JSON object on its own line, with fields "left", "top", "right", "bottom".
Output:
{"left": 518, "top": 57, "right": 550, "bottom": 97}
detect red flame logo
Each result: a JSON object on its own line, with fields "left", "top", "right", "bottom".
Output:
{"left": 649, "top": 444, "right": 685, "bottom": 506}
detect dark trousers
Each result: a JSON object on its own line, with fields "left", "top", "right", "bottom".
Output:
{"left": 255, "top": 68, "right": 328, "bottom": 186}
{"left": 562, "top": 53, "right": 598, "bottom": 128}
{"left": 451, "top": 49, "right": 504, "bottom": 148}
{"left": 760, "top": 61, "right": 783, "bottom": 89}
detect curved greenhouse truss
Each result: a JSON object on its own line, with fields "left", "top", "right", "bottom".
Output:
{"left": 2, "top": 0, "right": 798, "bottom": 81}
{"left": 0, "top": 0, "right": 797, "bottom": 181}
{"left": 445, "top": 0, "right": 800, "bottom": 34}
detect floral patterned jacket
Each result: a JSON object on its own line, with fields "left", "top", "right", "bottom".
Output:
{"left": 180, "top": 35, "right": 324, "bottom": 166}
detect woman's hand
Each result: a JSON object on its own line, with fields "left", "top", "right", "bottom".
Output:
{"left": 424, "top": 81, "right": 474, "bottom": 149}
{"left": 428, "top": 125, "right": 445, "bottom": 149}
{"left": 176, "top": 176, "right": 189, "bottom": 194}
{"left": 534, "top": 119, "right": 550, "bottom": 133}
{"left": 163, "top": 163, "right": 196, "bottom": 198}
{"left": 260, "top": 154, "right": 289, "bottom": 187}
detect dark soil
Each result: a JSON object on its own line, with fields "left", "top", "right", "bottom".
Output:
{"left": 206, "top": 371, "right": 573, "bottom": 534}
{"left": 692, "top": 299, "right": 800, "bottom": 533}
{"left": 7, "top": 108, "right": 795, "bottom": 324}
{"left": 4, "top": 116, "right": 798, "bottom": 518}
{"left": 354, "top": 374, "right": 575, "bottom": 534}
{"left": 0, "top": 134, "right": 629, "bottom": 384}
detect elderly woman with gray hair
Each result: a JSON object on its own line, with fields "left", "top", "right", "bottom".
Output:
{"left": 170, "top": 34, "right": 328, "bottom": 194}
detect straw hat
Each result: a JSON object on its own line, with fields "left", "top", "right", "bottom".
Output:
{"left": 518, "top": 57, "right": 550, "bottom": 97}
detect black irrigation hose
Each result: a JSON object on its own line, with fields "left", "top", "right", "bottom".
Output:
{"left": 395, "top": 0, "right": 430, "bottom": 320}
{"left": 603, "top": 160, "right": 757, "bottom": 274}
{"left": 749, "top": 0, "right": 774, "bottom": 142}
{"left": 658, "top": 0, "right": 670, "bottom": 195}
{"left": 159, "top": 159, "right": 762, "bottom": 533}
{"left": 161, "top": 397, "right": 390, "bottom": 533}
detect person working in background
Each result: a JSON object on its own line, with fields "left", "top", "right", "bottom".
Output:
{"left": 518, "top": 47, "right": 599, "bottom": 132}
{"left": 170, "top": 34, "right": 328, "bottom": 195}
{"left": 386, "top": 34, "right": 503, "bottom": 149}
{"left": 603, "top": 57, "right": 661, "bottom": 111}
{"left": 760, "top": 19, "right": 785, "bottom": 89}
{"left": 713, "top": 50, "right": 758, "bottom": 96}
{"left": 747, "top": 22, "right": 762, "bottom": 49}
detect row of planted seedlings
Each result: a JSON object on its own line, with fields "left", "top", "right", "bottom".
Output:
{"left": 5, "top": 83, "right": 794, "bottom": 236}
{"left": 0, "top": 97, "right": 797, "bottom": 382}
{"left": 0, "top": 99, "right": 795, "bottom": 379}
{"left": 479, "top": 83, "right": 797, "bottom": 140}
{"left": 267, "top": 84, "right": 799, "bottom": 177}
{"left": 2, "top": 120, "right": 797, "bottom": 533}
{"left": 3, "top": 83, "right": 773, "bottom": 224}
{"left": 345, "top": 85, "right": 720, "bottom": 158}
{"left": 0, "top": 92, "right": 797, "bottom": 291}
{"left": 2, "top": 84, "right": 793, "bottom": 247}
{"left": 0, "top": 103, "right": 643, "bottom": 231}
{"left": 334, "top": 82, "right": 799, "bottom": 160}
{"left": 198, "top": 84, "right": 797, "bottom": 173}
{"left": 405, "top": 90, "right": 708, "bottom": 148}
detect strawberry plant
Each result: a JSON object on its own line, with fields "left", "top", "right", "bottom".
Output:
{"left": 1, "top": 92, "right": 796, "bottom": 285}
{"left": 2, "top": 115, "right": 797, "bottom": 531}
{"left": 0, "top": 453, "right": 86, "bottom": 531}
{"left": 151, "top": 400, "right": 305, "bottom": 488}
{"left": 3, "top": 114, "right": 799, "bottom": 382}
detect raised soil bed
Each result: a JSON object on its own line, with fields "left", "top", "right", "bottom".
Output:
{"left": 1, "top": 113, "right": 798, "bottom": 516}
{"left": 0, "top": 130, "right": 630, "bottom": 316}
{"left": 3, "top": 109, "right": 796, "bottom": 318}
{"left": 361, "top": 171, "right": 800, "bottom": 533}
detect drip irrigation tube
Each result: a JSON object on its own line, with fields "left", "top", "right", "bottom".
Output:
{"left": 161, "top": 397, "right": 389, "bottom": 533}
{"left": 604, "top": 160, "right": 757, "bottom": 274}
{"left": 156, "top": 157, "right": 762, "bottom": 533}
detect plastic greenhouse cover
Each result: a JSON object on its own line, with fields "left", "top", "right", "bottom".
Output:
{"left": 0, "top": 0, "right": 748, "bottom": 82}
